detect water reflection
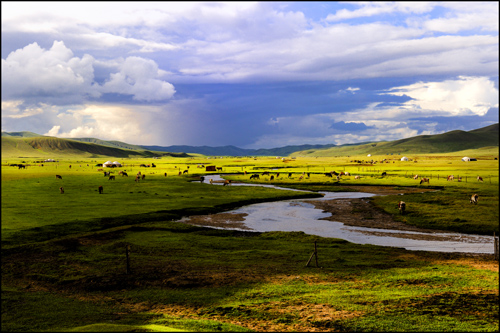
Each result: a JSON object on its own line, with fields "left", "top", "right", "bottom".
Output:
{"left": 191, "top": 175, "right": 495, "bottom": 254}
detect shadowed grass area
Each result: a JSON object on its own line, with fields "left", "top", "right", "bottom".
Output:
{"left": 2, "top": 227, "right": 498, "bottom": 332}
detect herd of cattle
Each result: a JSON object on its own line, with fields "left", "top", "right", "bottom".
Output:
{"left": 46, "top": 164, "right": 487, "bottom": 214}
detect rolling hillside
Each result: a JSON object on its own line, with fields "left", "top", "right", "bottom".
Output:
{"left": 292, "top": 123, "right": 499, "bottom": 157}
{"left": 2, "top": 123, "right": 498, "bottom": 158}
{"left": 1, "top": 136, "right": 189, "bottom": 159}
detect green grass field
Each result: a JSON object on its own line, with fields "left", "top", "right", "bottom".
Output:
{"left": 2, "top": 150, "right": 499, "bottom": 332}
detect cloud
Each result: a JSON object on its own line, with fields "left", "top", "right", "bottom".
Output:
{"left": 99, "top": 57, "right": 176, "bottom": 101}
{"left": 1, "top": 41, "right": 99, "bottom": 103}
{"left": 383, "top": 76, "right": 499, "bottom": 116}
{"left": 1, "top": 41, "right": 176, "bottom": 105}
{"left": 329, "top": 121, "right": 372, "bottom": 132}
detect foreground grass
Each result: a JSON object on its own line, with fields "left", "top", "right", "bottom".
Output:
{"left": 2, "top": 227, "right": 498, "bottom": 332}
{"left": 2, "top": 153, "right": 499, "bottom": 332}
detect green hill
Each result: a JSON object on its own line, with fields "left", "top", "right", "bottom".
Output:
{"left": 292, "top": 123, "right": 499, "bottom": 157}
{"left": 1, "top": 136, "right": 189, "bottom": 159}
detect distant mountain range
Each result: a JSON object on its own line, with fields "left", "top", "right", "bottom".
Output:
{"left": 1, "top": 123, "right": 498, "bottom": 158}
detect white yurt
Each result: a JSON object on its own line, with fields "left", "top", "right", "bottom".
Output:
{"left": 462, "top": 157, "right": 471, "bottom": 162}
{"left": 367, "top": 154, "right": 371, "bottom": 157}
{"left": 112, "top": 161, "right": 122, "bottom": 167}
{"left": 103, "top": 161, "right": 113, "bottom": 167}
{"left": 401, "top": 156, "right": 409, "bottom": 161}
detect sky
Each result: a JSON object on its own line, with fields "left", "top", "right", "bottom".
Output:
{"left": 1, "top": 1, "right": 498, "bottom": 149}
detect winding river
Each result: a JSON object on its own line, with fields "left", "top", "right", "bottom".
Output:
{"left": 182, "top": 175, "right": 495, "bottom": 254}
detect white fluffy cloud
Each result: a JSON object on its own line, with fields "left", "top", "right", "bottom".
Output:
{"left": 1, "top": 41, "right": 176, "bottom": 104}
{"left": 383, "top": 76, "right": 499, "bottom": 116}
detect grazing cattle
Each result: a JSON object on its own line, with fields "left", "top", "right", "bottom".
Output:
{"left": 55, "top": 175, "right": 62, "bottom": 179}
{"left": 135, "top": 176, "right": 140, "bottom": 182}
{"left": 270, "top": 175, "right": 274, "bottom": 181}
{"left": 183, "top": 170, "right": 188, "bottom": 174}
{"left": 324, "top": 173, "right": 332, "bottom": 177}
{"left": 336, "top": 175, "right": 340, "bottom": 181}
{"left": 262, "top": 171, "right": 270, "bottom": 176}
{"left": 276, "top": 173, "right": 280, "bottom": 178}
{"left": 419, "top": 177, "right": 430, "bottom": 184}
{"left": 344, "top": 172, "right": 350, "bottom": 176}
{"left": 18, "top": 165, "right": 25, "bottom": 169}
{"left": 104, "top": 171, "right": 110, "bottom": 177}
{"left": 457, "top": 177, "right": 462, "bottom": 182}
{"left": 59, "top": 187, "right": 64, "bottom": 194}
{"left": 164, "top": 173, "right": 167, "bottom": 177}
{"left": 470, "top": 194, "right": 479, "bottom": 204}
{"left": 354, "top": 176, "right": 360, "bottom": 180}
{"left": 250, "top": 174, "right": 260, "bottom": 180}
{"left": 299, "top": 175, "right": 303, "bottom": 180}
{"left": 109, "top": 176, "right": 115, "bottom": 180}
{"left": 98, "top": 186, "right": 103, "bottom": 194}
{"left": 331, "top": 171, "right": 339, "bottom": 176}
{"left": 447, "top": 175, "right": 454, "bottom": 181}
{"left": 140, "top": 164, "right": 147, "bottom": 167}
{"left": 137, "top": 171, "right": 141, "bottom": 176}
{"left": 121, "top": 172, "right": 128, "bottom": 177}
{"left": 217, "top": 167, "right": 223, "bottom": 171}
{"left": 413, "top": 174, "right": 419, "bottom": 180}
{"left": 178, "top": 171, "right": 182, "bottom": 176}
{"left": 288, "top": 173, "right": 292, "bottom": 178}
{"left": 477, "top": 176, "right": 483, "bottom": 182}
{"left": 223, "top": 180, "right": 231, "bottom": 186}
{"left": 142, "top": 174, "right": 146, "bottom": 180}
{"left": 398, "top": 201, "right": 406, "bottom": 215}
{"left": 97, "top": 169, "right": 103, "bottom": 172}
{"left": 381, "top": 171, "right": 387, "bottom": 177}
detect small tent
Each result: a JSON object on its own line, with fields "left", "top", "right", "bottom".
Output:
{"left": 103, "top": 161, "right": 121, "bottom": 168}
{"left": 112, "top": 161, "right": 122, "bottom": 167}
{"left": 401, "top": 156, "right": 409, "bottom": 161}
{"left": 462, "top": 157, "right": 470, "bottom": 162}
{"left": 367, "top": 154, "right": 371, "bottom": 157}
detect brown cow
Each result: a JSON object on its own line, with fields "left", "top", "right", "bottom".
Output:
{"left": 419, "top": 177, "right": 429, "bottom": 184}
{"left": 354, "top": 175, "right": 360, "bottom": 179}
{"left": 413, "top": 174, "right": 419, "bottom": 180}
{"left": 56, "top": 175, "right": 62, "bottom": 179}
{"left": 135, "top": 176, "right": 140, "bottom": 182}
{"left": 109, "top": 176, "right": 115, "bottom": 180}
{"left": 477, "top": 176, "right": 483, "bottom": 182}
{"left": 470, "top": 194, "right": 479, "bottom": 204}
{"left": 447, "top": 175, "right": 454, "bottom": 181}
{"left": 59, "top": 187, "right": 64, "bottom": 194}
{"left": 223, "top": 180, "right": 231, "bottom": 186}
{"left": 398, "top": 201, "right": 406, "bottom": 215}
{"left": 142, "top": 174, "right": 145, "bottom": 180}
{"left": 121, "top": 172, "right": 128, "bottom": 177}
{"left": 98, "top": 186, "right": 103, "bottom": 194}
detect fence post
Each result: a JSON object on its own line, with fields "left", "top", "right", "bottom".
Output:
{"left": 306, "top": 241, "right": 319, "bottom": 267}
{"left": 126, "top": 245, "right": 131, "bottom": 274}
{"left": 494, "top": 232, "right": 499, "bottom": 261}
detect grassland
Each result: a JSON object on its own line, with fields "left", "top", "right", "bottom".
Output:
{"left": 1, "top": 150, "right": 499, "bottom": 332}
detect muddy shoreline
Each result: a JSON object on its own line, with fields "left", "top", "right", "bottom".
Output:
{"left": 180, "top": 186, "right": 456, "bottom": 242}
